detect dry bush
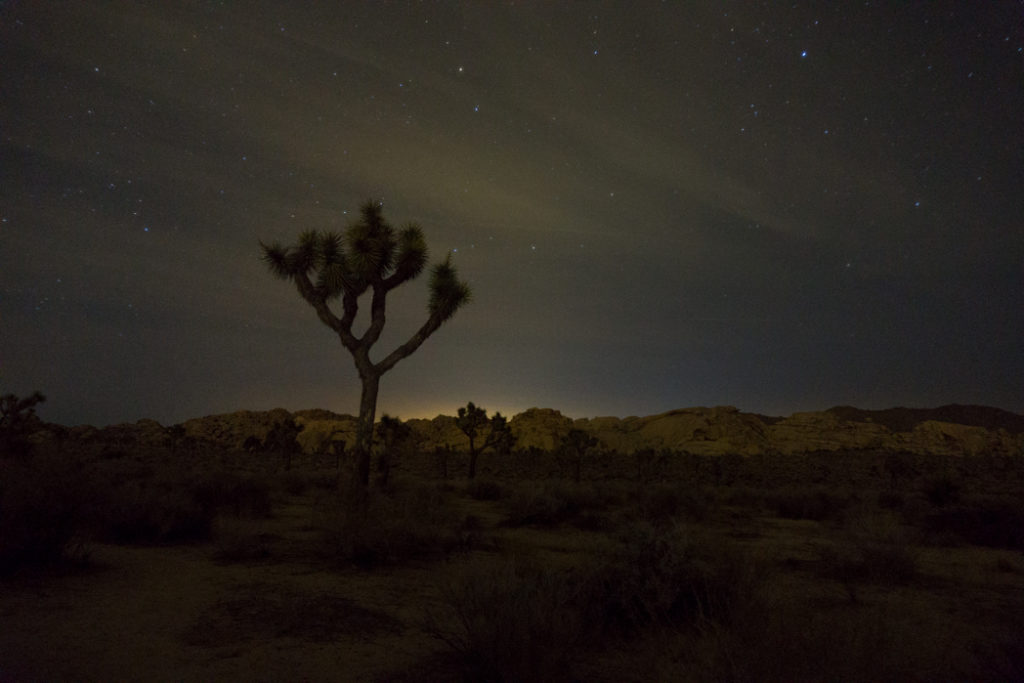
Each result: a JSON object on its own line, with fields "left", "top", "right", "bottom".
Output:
{"left": 814, "top": 512, "right": 919, "bottom": 600}
{"left": 921, "top": 494, "right": 1024, "bottom": 550}
{"left": 631, "top": 483, "right": 713, "bottom": 525}
{"left": 719, "top": 594, "right": 994, "bottom": 682}
{"left": 764, "top": 485, "right": 855, "bottom": 522}
{"left": 501, "top": 481, "right": 621, "bottom": 528}
{"left": 317, "top": 480, "right": 472, "bottom": 567}
{"left": 94, "top": 467, "right": 273, "bottom": 546}
{"left": 465, "top": 477, "right": 505, "bottom": 501}
{"left": 0, "top": 453, "right": 92, "bottom": 574}
{"left": 582, "top": 521, "right": 765, "bottom": 638}
{"left": 424, "top": 555, "right": 585, "bottom": 682}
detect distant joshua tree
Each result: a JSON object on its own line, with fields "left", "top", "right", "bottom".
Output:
{"left": 261, "top": 201, "right": 470, "bottom": 487}
{"left": 264, "top": 419, "right": 303, "bottom": 470}
{"left": 562, "top": 428, "right": 598, "bottom": 483}
{"left": 456, "top": 402, "right": 513, "bottom": 479}
{"left": 0, "top": 390, "right": 46, "bottom": 458}
{"left": 375, "top": 414, "right": 412, "bottom": 487}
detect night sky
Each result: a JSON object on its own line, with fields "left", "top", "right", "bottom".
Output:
{"left": 3, "top": 2, "right": 1023, "bottom": 427}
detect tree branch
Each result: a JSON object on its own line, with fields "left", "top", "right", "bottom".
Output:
{"left": 359, "top": 283, "right": 388, "bottom": 349}
{"left": 375, "top": 310, "right": 446, "bottom": 375}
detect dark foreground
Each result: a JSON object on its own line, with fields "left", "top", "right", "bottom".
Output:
{"left": 2, "top": 443, "right": 1024, "bottom": 681}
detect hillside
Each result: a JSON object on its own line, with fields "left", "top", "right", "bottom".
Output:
{"left": 43, "top": 404, "right": 1024, "bottom": 458}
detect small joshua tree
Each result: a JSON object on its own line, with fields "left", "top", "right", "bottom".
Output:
{"left": 265, "top": 419, "right": 303, "bottom": 470}
{"left": 0, "top": 390, "right": 46, "bottom": 458}
{"left": 375, "top": 414, "right": 411, "bottom": 487}
{"left": 261, "top": 202, "right": 471, "bottom": 487}
{"left": 562, "top": 428, "right": 598, "bottom": 483}
{"left": 456, "top": 402, "right": 513, "bottom": 479}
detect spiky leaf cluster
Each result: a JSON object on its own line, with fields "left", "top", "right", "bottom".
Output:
{"left": 456, "top": 401, "right": 488, "bottom": 440}
{"left": 430, "top": 253, "right": 472, "bottom": 323}
{"left": 259, "top": 201, "right": 432, "bottom": 302}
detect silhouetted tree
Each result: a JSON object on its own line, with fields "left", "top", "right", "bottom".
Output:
{"left": 456, "top": 402, "right": 513, "bottom": 479}
{"left": 0, "top": 390, "right": 46, "bottom": 458}
{"left": 561, "top": 428, "right": 598, "bottom": 483}
{"left": 261, "top": 202, "right": 470, "bottom": 487}
{"left": 264, "top": 419, "right": 303, "bottom": 470}
{"left": 375, "top": 414, "right": 411, "bottom": 487}
{"left": 316, "top": 429, "right": 346, "bottom": 469}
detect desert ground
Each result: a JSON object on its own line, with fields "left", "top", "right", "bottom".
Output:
{"left": 3, "top": 430, "right": 1024, "bottom": 681}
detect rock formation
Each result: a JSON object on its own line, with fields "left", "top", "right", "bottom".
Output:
{"left": 43, "top": 403, "right": 1024, "bottom": 458}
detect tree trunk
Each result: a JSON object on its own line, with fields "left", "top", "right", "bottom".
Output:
{"left": 353, "top": 372, "right": 380, "bottom": 487}
{"left": 468, "top": 436, "right": 478, "bottom": 479}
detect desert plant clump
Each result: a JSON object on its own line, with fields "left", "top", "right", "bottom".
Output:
{"left": 582, "top": 521, "right": 765, "bottom": 638}
{"left": 814, "top": 512, "right": 919, "bottom": 601}
{"left": 922, "top": 494, "right": 1024, "bottom": 550}
{"left": 93, "top": 467, "right": 274, "bottom": 546}
{"left": 501, "top": 481, "right": 620, "bottom": 528}
{"left": 764, "top": 485, "right": 856, "bottom": 522}
{"left": 631, "top": 482, "right": 714, "bottom": 526}
{"left": 465, "top": 477, "right": 506, "bottom": 501}
{"left": 0, "top": 452, "right": 92, "bottom": 574}
{"left": 424, "top": 555, "right": 586, "bottom": 682}
{"left": 316, "top": 479, "right": 469, "bottom": 567}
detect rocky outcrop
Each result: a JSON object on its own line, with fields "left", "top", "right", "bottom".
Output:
{"left": 48, "top": 403, "right": 1024, "bottom": 458}
{"left": 579, "top": 406, "right": 771, "bottom": 455}
{"left": 180, "top": 408, "right": 294, "bottom": 450}
{"left": 767, "top": 412, "right": 893, "bottom": 454}
{"left": 509, "top": 408, "right": 575, "bottom": 451}
{"left": 293, "top": 414, "right": 359, "bottom": 454}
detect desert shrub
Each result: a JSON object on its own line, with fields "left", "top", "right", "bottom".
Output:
{"left": 424, "top": 555, "right": 585, "bottom": 682}
{"left": 465, "top": 477, "right": 505, "bottom": 501}
{"left": 0, "top": 455, "right": 92, "bottom": 574}
{"left": 502, "top": 481, "right": 619, "bottom": 528}
{"left": 633, "top": 483, "right": 712, "bottom": 525}
{"left": 90, "top": 466, "right": 275, "bottom": 546}
{"left": 100, "top": 480, "right": 213, "bottom": 544}
{"left": 765, "top": 485, "right": 854, "bottom": 522}
{"left": 922, "top": 473, "right": 962, "bottom": 507}
{"left": 721, "top": 591, "right": 998, "bottom": 683}
{"left": 718, "top": 485, "right": 764, "bottom": 511}
{"left": 317, "top": 481, "right": 467, "bottom": 567}
{"left": 583, "top": 521, "right": 764, "bottom": 637}
{"left": 190, "top": 469, "right": 273, "bottom": 518}
{"left": 922, "top": 494, "right": 1024, "bottom": 549}
{"left": 815, "top": 513, "right": 918, "bottom": 599}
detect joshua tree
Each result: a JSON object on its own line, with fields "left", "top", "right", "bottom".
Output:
{"left": 456, "top": 402, "right": 513, "bottom": 479}
{"left": 261, "top": 202, "right": 470, "bottom": 487}
{"left": 0, "top": 390, "right": 46, "bottom": 458}
{"left": 375, "top": 414, "right": 411, "bottom": 487}
{"left": 562, "top": 428, "right": 598, "bottom": 483}
{"left": 265, "top": 419, "right": 303, "bottom": 470}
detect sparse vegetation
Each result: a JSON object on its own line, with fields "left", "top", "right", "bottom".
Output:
{"left": 4, "top": 426, "right": 1024, "bottom": 680}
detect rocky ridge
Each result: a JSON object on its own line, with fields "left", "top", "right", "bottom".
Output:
{"left": 48, "top": 404, "right": 1024, "bottom": 458}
